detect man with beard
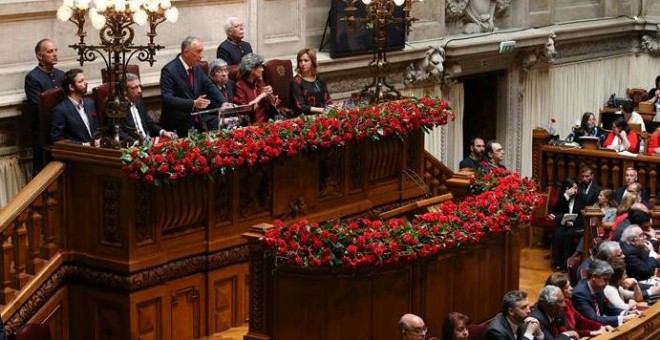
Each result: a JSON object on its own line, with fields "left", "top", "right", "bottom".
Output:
{"left": 49, "top": 69, "right": 99, "bottom": 146}
{"left": 484, "top": 290, "right": 544, "bottom": 339}
{"left": 459, "top": 137, "right": 485, "bottom": 170}
{"left": 25, "top": 39, "right": 66, "bottom": 174}
{"left": 216, "top": 17, "right": 253, "bottom": 66}
{"left": 578, "top": 167, "right": 601, "bottom": 206}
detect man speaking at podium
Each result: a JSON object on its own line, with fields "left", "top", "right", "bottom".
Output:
{"left": 160, "top": 36, "right": 224, "bottom": 137}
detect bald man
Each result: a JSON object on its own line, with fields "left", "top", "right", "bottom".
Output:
{"left": 399, "top": 313, "right": 427, "bottom": 340}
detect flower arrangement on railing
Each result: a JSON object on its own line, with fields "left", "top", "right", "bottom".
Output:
{"left": 120, "top": 97, "right": 453, "bottom": 185}
{"left": 262, "top": 167, "right": 542, "bottom": 269}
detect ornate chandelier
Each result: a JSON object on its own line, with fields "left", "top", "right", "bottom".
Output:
{"left": 340, "top": 0, "right": 419, "bottom": 104}
{"left": 56, "top": 0, "right": 178, "bottom": 146}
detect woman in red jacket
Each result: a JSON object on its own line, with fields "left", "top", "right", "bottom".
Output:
{"left": 546, "top": 272, "right": 613, "bottom": 338}
{"left": 602, "top": 117, "right": 639, "bottom": 153}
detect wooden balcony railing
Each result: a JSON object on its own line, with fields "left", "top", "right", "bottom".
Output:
{"left": 0, "top": 162, "right": 65, "bottom": 326}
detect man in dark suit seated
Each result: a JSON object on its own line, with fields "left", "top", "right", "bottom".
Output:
{"left": 216, "top": 17, "right": 253, "bottom": 66}
{"left": 571, "top": 259, "right": 639, "bottom": 327}
{"left": 484, "top": 290, "right": 544, "bottom": 339}
{"left": 458, "top": 137, "right": 485, "bottom": 170}
{"left": 49, "top": 68, "right": 99, "bottom": 146}
{"left": 398, "top": 313, "right": 427, "bottom": 340}
{"left": 122, "top": 73, "right": 174, "bottom": 141}
{"left": 160, "top": 36, "right": 224, "bottom": 137}
{"left": 531, "top": 285, "right": 580, "bottom": 340}
{"left": 620, "top": 225, "right": 660, "bottom": 283}
{"left": 578, "top": 167, "right": 601, "bottom": 206}
{"left": 615, "top": 168, "right": 650, "bottom": 206}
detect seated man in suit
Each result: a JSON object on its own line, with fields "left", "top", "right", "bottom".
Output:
{"left": 571, "top": 259, "right": 639, "bottom": 327}
{"left": 620, "top": 225, "right": 660, "bottom": 283}
{"left": 458, "top": 137, "right": 485, "bottom": 170}
{"left": 399, "top": 313, "right": 427, "bottom": 340}
{"left": 531, "top": 285, "right": 580, "bottom": 340}
{"left": 578, "top": 167, "right": 601, "bottom": 206}
{"left": 615, "top": 168, "right": 650, "bottom": 206}
{"left": 216, "top": 17, "right": 253, "bottom": 66}
{"left": 49, "top": 68, "right": 100, "bottom": 146}
{"left": 122, "top": 73, "right": 174, "bottom": 141}
{"left": 160, "top": 36, "right": 224, "bottom": 137}
{"left": 484, "top": 290, "right": 544, "bottom": 340}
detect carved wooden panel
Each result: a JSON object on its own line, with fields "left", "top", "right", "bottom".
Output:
{"left": 168, "top": 274, "right": 205, "bottom": 340}
{"left": 273, "top": 154, "right": 319, "bottom": 218}
{"left": 214, "top": 173, "right": 232, "bottom": 225}
{"left": 366, "top": 137, "right": 403, "bottom": 184}
{"left": 136, "top": 297, "right": 162, "bottom": 340}
{"left": 100, "top": 178, "right": 121, "bottom": 246}
{"left": 239, "top": 164, "right": 273, "bottom": 219}
{"left": 208, "top": 263, "right": 249, "bottom": 334}
{"left": 154, "top": 177, "right": 208, "bottom": 236}
{"left": 319, "top": 148, "right": 345, "bottom": 201}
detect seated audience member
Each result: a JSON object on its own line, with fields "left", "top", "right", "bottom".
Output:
{"left": 546, "top": 272, "right": 612, "bottom": 337}
{"left": 609, "top": 196, "right": 640, "bottom": 238}
{"left": 602, "top": 117, "right": 639, "bottom": 153}
{"left": 399, "top": 313, "right": 428, "bottom": 340}
{"left": 551, "top": 178, "right": 587, "bottom": 271}
{"left": 483, "top": 140, "right": 506, "bottom": 170}
{"left": 620, "top": 225, "right": 660, "bottom": 282}
{"left": 595, "top": 189, "right": 617, "bottom": 223}
{"left": 578, "top": 166, "right": 601, "bottom": 206}
{"left": 209, "top": 58, "right": 236, "bottom": 105}
{"left": 622, "top": 99, "right": 646, "bottom": 132}
{"left": 291, "top": 48, "right": 332, "bottom": 116}
{"left": 25, "top": 38, "right": 66, "bottom": 175}
{"left": 612, "top": 205, "right": 650, "bottom": 242}
{"left": 440, "top": 312, "right": 469, "bottom": 340}
{"left": 605, "top": 260, "right": 644, "bottom": 311}
{"left": 484, "top": 290, "right": 543, "bottom": 340}
{"left": 646, "top": 75, "right": 660, "bottom": 101}
{"left": 160, "top": 36, "right": 224, "bottom": 137}
{"left": 614, "top": 168, "right": 649, "bottom": 205}
{"left": 568, "top": 111, "right": 605, "bottom": 143}
{"left": 572, "top": 260, "right": 639, "bottom": 327}
{"left": 49, "top": 68, "right": 100, "bottom": 146}
{"left": 530, "top": 285, "right": 580, "bottom": 340}
{"left": 122, "top": 73, "right": 174, "bottom": 140}
{"left": 458, "top": 137, "right": 485, "bottom": 170}
{"left": 647, "top": 127, "right": 660, "bottom": 155}
{"left": 235, "top": 53, "right": 280, "bottom": 124}
{"left": 216, "top": 17, "right": 253, "bottom": 66}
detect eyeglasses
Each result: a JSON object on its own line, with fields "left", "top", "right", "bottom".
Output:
{"left": 215, "top": 68, "right": 229, "bottom": 74}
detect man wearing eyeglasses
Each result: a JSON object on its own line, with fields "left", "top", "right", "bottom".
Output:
{"left": 123, "top": 73, "right": 174, "bottom": 141}
{"left": 216, "top": 17, "right": 253, "bottom": 66}
{"left": 399, "top": 313, "right": 427, "bottom": 340}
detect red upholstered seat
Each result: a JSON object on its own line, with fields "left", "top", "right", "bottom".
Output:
{"left": 228, "top": 64, "right": 240, "bottom": 82}
{"left": 567, "top": 254, "right": 582, "bottom": 286}
{"left": 92, "top": 83, "right": 111, "bottom": 128}
{"left": 11, "top": 323, "right": 51, "bottom": 340}
{"left": 262, "top": 59, "right": 294, "bottom": 116}
{"left": 101, "top": 64, "right": 140, "bottom": 83}
{"left": 198, "top": 60, "right": 209, "bottom": 77}
{"left": 468, "top": 320, "right": 490, "bottom": 340}
{"left": 39, "top": 88, "right": 65, "bottom": 157}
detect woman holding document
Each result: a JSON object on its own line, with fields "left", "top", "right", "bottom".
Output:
{"left": 551, "top": 178, "right": 588, "bottom": 271}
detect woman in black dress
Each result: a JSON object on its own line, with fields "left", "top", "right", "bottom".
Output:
{"left": 291, "top": 48, "right": 332, "bottom": 116}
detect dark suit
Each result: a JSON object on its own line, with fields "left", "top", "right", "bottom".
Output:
{"left": 49, "top": 98, "right": 98, "bottom": 144}
{"left": 205, "top": 80, "right": 237, "bottom": 130}
{"left": 615, "top": 186, "right": 650, "bottom": 206}
{"left": 125, "top": 101, "right": 164, "bottom": 137}
{"left": 160, "top": 56, "right": 223, "bottom": 137}
{"left": 216, "top": 39, "right": 253, "bottom": 66}
{"left": 621, "top": 241, "right": 660, "bottom": 282}
{"left": 571, "top": 279, "right": 622, "bottom": 327}
{"left": 484, "top": 313, "right": 526, "bottom": 340}
{"left": 530, "top": 307, "right": 572, "bottom": 340}
{"left": 579, "top": 182, "right": 601, "bottom": 206}
{"left": 552, "top": 193, "right": 587, "bottom": 269}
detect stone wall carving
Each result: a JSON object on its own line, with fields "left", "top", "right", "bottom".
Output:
{"left": 403, "top": 46, "right": 445, "bottom": 86}
{"left": 445, "top": 0, "right": 512, "bottom": 33}
{"left": 641, "top": 24, "right": 660, "bottom": 55}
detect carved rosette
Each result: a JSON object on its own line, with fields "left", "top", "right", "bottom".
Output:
{"left": 101, "top": 179, "right": 121, "bottom": 246}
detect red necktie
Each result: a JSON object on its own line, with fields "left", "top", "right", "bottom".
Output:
{"left": 221, "top": 87, "right": 230, "bottom": 103}
{"left": 188, "top": 68, "right": 194, "bottom": 86}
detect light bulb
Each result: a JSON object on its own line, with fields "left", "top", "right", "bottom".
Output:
{"left": 160, "top": 0, "right": 171, "bottom": 9}
{"left": 145, "top": 1, "right": 158, "bottom": 12}
{"left": 362, "top": 0, "right": 372, "bottom": 4}
{"left": 133, "top": 9, "right": 148, "bottom": 25}
{"left": 164, "top": 7, "right": 178, "bottom": 22}
{"left": 77, "top": 0, "right": 91, "bottom": 10}
{"left": 90, "top": 10, "right": 107, "bottom": 29}
{"left": 63, "top": 0, "right": 75, "bottom": 7}
{"left": 393, "top": 0, "right": 405, "bottom": 5}
{"left": 95, "top": 0, "right": 107, "bottom": 12}
{"left": 129, "top": 0, "right": 141, "bottom": 12}
{"left": 57, "top": 5, "right": 73, "bottom": 21}
{"left": 115, "top": 0, "right": 126, "bottom": 10}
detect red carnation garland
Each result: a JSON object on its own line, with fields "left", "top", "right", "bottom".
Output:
{"left": 263, "top": 168, "right": 542, "bottom": 269}
{"left": 121, "top": 97, "right": 453, "bottom": 185}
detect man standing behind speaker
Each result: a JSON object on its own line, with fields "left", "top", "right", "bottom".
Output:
{"left": 216, "top": 17, "right": 253, "bottom": 66}
{"left": 24, "top": 38, "right": 65, "bottom": 176}
{"left": 160, "top": 36, "right": 223, "bottom": 137}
